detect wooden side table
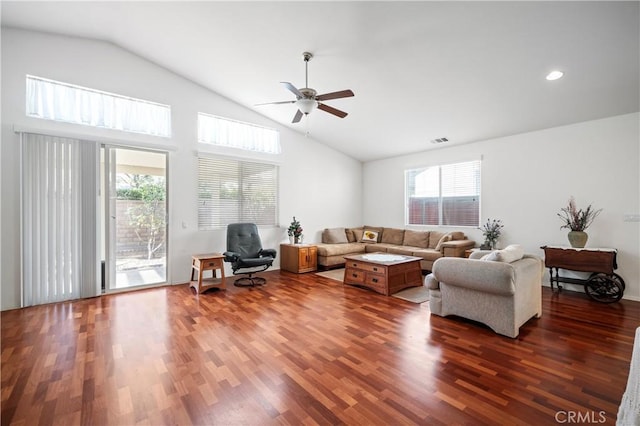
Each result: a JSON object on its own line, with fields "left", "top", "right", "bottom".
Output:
{"left": 464, "top": 248, "right": 480, "bottom": 258}
{"left": 190, "top": 253, "right": 226, "bottom": 294}
{"left": 540, "top": 245, "right": 625, "bottom": 303}
{"left": 280, "top": 244, "right": 318, "bottom": 273}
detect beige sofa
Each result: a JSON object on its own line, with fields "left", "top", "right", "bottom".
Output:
{"left": 425, "top": 247, "right": 543, "bottom": 338}
{"left": 316, "top": 226, "right": 475, "bottom": 271}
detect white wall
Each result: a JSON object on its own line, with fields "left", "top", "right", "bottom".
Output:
{"left": 364, "top": 113, "right": 640, "bottom": 300}
{"left": 1, "top": 28, "right": 363, "bottom": 310}
{"left": 3, "top": 28, "right": 638, "bottom": 309}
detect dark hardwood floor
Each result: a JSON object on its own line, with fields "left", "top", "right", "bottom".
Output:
{"left": 2, "top": 270, "right": 639, "bottom": 425}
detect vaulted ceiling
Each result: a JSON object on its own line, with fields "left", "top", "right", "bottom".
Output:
{"left": 2, "top": 1, "right": 638, "bottom": 161}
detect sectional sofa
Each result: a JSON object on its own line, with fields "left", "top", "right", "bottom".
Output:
{"left": 316, "top": 226, "right": 475, "bottom": 271}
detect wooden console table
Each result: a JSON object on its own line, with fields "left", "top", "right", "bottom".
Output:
{"left": 540, "top": 246, "right": 625, "bottom": 303}
{"left": 190, "top": 253, "right": 226, "bottom": 294}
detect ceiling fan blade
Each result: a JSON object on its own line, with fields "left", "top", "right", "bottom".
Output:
{"left": 255, "top": 100, "right": 296, "bottom": 106}
{"left": 316, "top": 89, "right": 354, "bottom": 101}
{"left": 292, "top": 110, "right": 303, "bottom": 123}
{"left": 317, "top": 103, "right": 348, "bottom": 118}
{"left": 281, "top": 82, "right": 303, "bottom": 98}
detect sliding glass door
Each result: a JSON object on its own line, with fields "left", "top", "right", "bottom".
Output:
{"left": 104, "top": 147, "right": 167, "bottom": 291}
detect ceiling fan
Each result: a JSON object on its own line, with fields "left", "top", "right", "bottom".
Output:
{"left": 257, "top": 52, "right": 354, "bottom": 123}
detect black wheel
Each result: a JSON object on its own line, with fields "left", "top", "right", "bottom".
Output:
{"left": 585, "top": 274, "right": 623, "bottom": 303}
{"left": 589, "top": 272, "right": 626, "bottom": 291}
{"left": 613, "top": 273, "right": 626, "bottom": 290}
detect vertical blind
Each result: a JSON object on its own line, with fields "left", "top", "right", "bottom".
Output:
{"left": 198, "top": 156, "right": 278, "bottom": 229}
{"left": 21, "top": 133, "right": 100, "bottom": 306}
{"left": 406, "top": 160, "right": 481, "bottom": 227}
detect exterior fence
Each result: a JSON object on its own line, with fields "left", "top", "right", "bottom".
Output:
{"left": 115, "top": 199, "right": 166, "bottom": 259}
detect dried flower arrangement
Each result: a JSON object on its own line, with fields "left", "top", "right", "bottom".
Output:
{"left": 558, "top": 197, "right": 602, "bottom": 232}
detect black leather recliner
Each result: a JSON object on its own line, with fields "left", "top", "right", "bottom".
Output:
{"left": 223, "top": 223, "right": 276, "bottom": 287}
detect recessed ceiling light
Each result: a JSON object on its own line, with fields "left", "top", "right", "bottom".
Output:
{"left": 546, "top": 70, "right": 564, "bottom": 81}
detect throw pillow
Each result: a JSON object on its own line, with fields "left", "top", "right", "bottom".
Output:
{"left": 481, "top": 251, "right": 500, "bottom": 261}
{"left": 349, "top": 227, "right": 364, "bottom": 242}
{"left": 381, "top": 227, "right": 405, "bottom": 245}
{"left": 428, "top": 231, "right": 446, "bottom": 249}
{"left": 363, "top": 226, "right": 383, "bottom": 242}
{"left": 403, "top": 230, "right": 430, "bottom": 248}
{"left": 345, "top": 227, "right": 359, "bottom": 243}
{"left": 361, "top": 230, "right": 379, "bottom": 243}
{"left": 449, "top": 231, "right": 465, "bottom": 241}
{"left": 435, "top": 234, "right": 452, "bottom": 251}
{"left": 322, "top": 228, "right": 348, "bottom": 244}
{"left": 481, "top": 244, "right": 524, "bottom": 263}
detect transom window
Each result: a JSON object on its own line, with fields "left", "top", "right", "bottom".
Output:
{"left": 198, "top": 112, "right": 281, "bottom": 154}
{"left": 198, "top": 156, "right": 278, "bottom": 230}
{"left": 26, "top": 75, "right": 171, "bottom": 137}
{"left": 405, "top": 160, "right": 481, "bottom": 227}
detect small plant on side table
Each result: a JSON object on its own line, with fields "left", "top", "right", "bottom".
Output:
{"left": 288, "top": 216, "right": 303, "bottom": 243}
{"left": 481, "top": 218, "right": 504, "bottom": 250}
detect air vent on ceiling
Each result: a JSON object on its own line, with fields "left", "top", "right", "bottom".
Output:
{"left": 430, "top": 137, "right": 449, "bottom": 144}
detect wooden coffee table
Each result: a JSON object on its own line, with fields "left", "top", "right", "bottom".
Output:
{"left": 343, "top": 253, "right": 423, "bottom": 295}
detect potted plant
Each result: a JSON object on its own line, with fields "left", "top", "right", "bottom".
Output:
{"left": 557, "top": 196, "right": 602, "bottom": 248}
{"left": 287, "top": 216, "right": 303, "bottom": 244}
{"left": 481, "top": 218, "right": 504, "bottom": 250}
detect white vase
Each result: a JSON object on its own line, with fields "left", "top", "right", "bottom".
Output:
{"left": 289, "top": 236, "right": 294, "bottom": 244}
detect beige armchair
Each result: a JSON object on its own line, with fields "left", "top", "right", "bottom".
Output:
{"left": 425, "top": 249, "right": 543, "bottom": 338}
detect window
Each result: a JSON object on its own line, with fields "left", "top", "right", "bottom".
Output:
{"left": 198, "top": 156, "right": 278, "bottom": 229}
{"left": 406, "top": 160, "right": 481, "bottom": 227}
{"left": 198, "top": 112, "right": 281, "bottom": 154}
{"left": 26, "top": 75, "right": 171, "bottom": 137}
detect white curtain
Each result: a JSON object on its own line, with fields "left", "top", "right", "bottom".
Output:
{"left": 197, "top": 112, "right": 281, "bottom": 154}
{"left": 21, "top": 133, "right": 100, "bottom": 306}
{"left": 26, "top": 75, "right": 171, "bottom": 138}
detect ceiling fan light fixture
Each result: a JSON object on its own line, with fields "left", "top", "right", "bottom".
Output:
{"left": 296, "top": 98, "right": 317, "bottom": 114}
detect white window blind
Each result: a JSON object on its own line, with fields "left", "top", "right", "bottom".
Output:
{"left": 198, "top": 156, "right": 278, "bottom": 229}
{"left": 406, "top": 160, "right": 481, "bottom": 227}
{"left": 26, "top": 75, "right": 171, "bottom": 137}
{"left": 21, "top": 133, "right": 100, "bottom": 306}
{"left": 198, "top": 112, "right": 281, "bottom": 154}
